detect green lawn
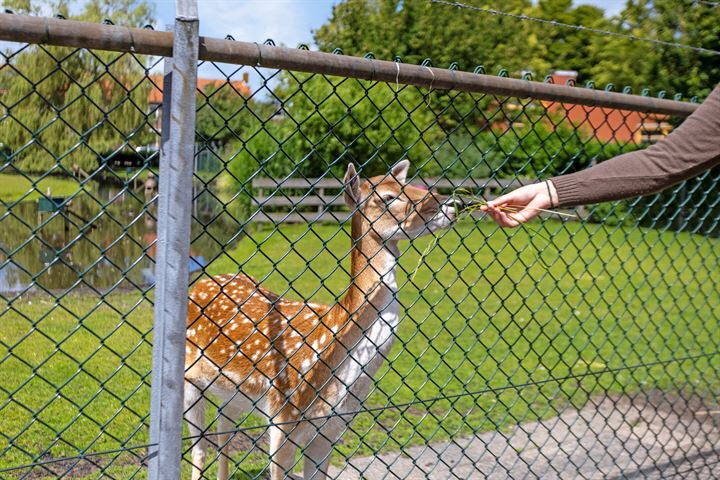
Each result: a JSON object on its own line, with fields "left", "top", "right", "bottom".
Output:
{"left": 0, "top": 173, "right": 83, "bottom": 203}
{"left": 1, "top": 219, "right": 719, "bottom": 478}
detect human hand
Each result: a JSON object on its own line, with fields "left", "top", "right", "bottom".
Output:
{"left": 480, "top": 181, "right": 559, "bottom": 227}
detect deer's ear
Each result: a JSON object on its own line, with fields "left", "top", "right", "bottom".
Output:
{"left": 390, "top": 159, "right": 410, "bottom": 184}
{"left": 344, "top": 163, "right": 361, "bottom": 207}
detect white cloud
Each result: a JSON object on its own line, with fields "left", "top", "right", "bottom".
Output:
{"left": 197, "top": 0, "right": 331, "bottom": 48}
{"left": 189, "top": 1, "right": 334, "bottom": 87}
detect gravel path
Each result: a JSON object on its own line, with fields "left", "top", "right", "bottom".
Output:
{"left": 329, "top": 392, "right": 720, "bottom": 479}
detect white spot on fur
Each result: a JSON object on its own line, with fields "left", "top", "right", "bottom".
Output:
{"left": 301, "top": 359, "right": 311, "bottom": 372}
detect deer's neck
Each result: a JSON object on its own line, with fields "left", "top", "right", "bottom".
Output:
{"left": 304, "top": 215, "right": 401, "bottom": 416}
{"left": 314, "top": 216, "right": 400, "bottom": 404}
{"left": 335, "top": 215, "right": 399, "bottom": 334}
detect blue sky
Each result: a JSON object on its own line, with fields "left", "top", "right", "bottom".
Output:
{"left": 152, "top": 1, "right": 628, "bottom": 49}
{"left": 147, "top": 0, "right": 629, "bottom": 85}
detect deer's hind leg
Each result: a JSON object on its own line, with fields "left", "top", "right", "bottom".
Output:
{"left": 184, "top": 380, "right": 208, "bottom": 480}
{"left": 213, "top": 389, "right": 254, "bottom": 480}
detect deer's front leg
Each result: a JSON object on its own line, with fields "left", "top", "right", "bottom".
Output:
{"left": 269, "top": 425, "right": 297, "bottom": 480}
{"left": 303, "top": 433, "right": 333, "bottom": 480}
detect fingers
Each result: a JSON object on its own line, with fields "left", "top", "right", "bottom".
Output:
{"left": 503, "top": 196, "right": 545, "bottom": 226}
{"left": 484, "top": 204, "right": 538, "bottom": 227}
{"left": 485, "top": 187, "right": 531, "bottom": 209}
{"left": 480, "top": 183, "right": 547, "bottom": 228}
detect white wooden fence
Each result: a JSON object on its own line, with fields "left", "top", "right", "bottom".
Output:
{"left": 249, "top": 177, "right": 526, "bottom": 223}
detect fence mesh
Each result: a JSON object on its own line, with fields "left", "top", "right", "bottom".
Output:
{"left": 2, "top": 22, "right": 720, "bottom": 480}
{"left": 1, "top": 41, "right": 161, "bottom": 478}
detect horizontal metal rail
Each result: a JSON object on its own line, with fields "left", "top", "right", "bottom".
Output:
{"left": 0, "top": 13, "right": 699, "bottom": 116}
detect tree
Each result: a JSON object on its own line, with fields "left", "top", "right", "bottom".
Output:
{"left": 531, "top": 0, "right": 609, "bottom": 85}
{"left": 587, "top": 0, "right": 720, "bottom": 97}
{"left": 222, "top": 72, "right": 440, "bottom": 183}
{"left": 315, "top": 0, "right": 719, "bottom": 98}
{"left": 1, "top": 0, "right": 155, "bottom": 174}
{"left": 314, "top": 0, "right": 545, "bottom": 74}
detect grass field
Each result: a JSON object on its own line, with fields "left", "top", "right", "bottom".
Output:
{"left": 1, "top": 219, "right": 719, "bottom": 478}
{"left": 0, "top": 173, "right": 82, "bottom": 203}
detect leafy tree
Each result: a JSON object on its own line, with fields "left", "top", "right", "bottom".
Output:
{"left": 0, "top": 0, "right": 155, "bottom": 174}
{"left": 314, "top": 0, "right": 545, "bottom": 74}
{"left": 586, "top": 0, "right": 720, "bottom": 97}
{"left": 223, "top": 72, "right": 440, "bottom": 185}
{"left": 315, "top": 0, "right": 719, "bottom": 97}
{"left": 531, "top": 0, "right": 608, "bottom": 85}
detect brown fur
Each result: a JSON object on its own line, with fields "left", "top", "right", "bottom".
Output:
{"left": 184, "top": 162, "right": 453, "bottom": 480}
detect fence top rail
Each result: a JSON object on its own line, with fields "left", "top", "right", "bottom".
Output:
{"left": 0, "top": 13, "right": 698, "bottom": 117}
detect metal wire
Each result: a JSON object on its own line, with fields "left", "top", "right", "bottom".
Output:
{"left": 1, "top": 13, "right": 719, "bottom": 480}
{"left": 0, "top": 442, "right": 157, "bottom": 474}
{"left": 180, "top": 350, "right": 720, "bottom": 438}
{"left": 431, "top": 0, "right": 720, "bottom": 56}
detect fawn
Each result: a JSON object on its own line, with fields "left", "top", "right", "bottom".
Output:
{"left": 184, "top": 160, "right": 458, "bottom": 480}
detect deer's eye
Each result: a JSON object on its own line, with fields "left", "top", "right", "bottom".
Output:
{"left": 381, "top": 193, "right": 398, "bottom": 204}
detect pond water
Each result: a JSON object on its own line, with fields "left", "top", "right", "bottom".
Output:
{"left": 0, "top": 181, "right": 245, "bottom": 296}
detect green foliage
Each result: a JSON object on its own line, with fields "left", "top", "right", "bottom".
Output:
{"left": 632, "top": 166, "right": 720, "bottom": 236}
{"left": 409, "top": 102, "right": 641, "bottom": 181}
{"left": 0, "top": 0, "right": 155, "bottom": 174}
{"left": 274, "top": 73, "right": 439, "bottom": 177}
{"left": 588, "top": 201, "right": 636, "bottom": 227}
{"left": 315, "top": 0, "right": 548, "bottom": 74}
{"left": 210, "top": 75, "right": 645, "bottom": 195}
{"left": 586, "top": 0, "right": 720, "bottom": 98}
{"left": 218, "top": 73, "right": 440, "bottom": 187}
{"left": 315, "top": 0, "right": 720, "bottom": 97}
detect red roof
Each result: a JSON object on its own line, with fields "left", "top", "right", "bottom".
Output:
{"left": 542, "top": 72, "right": 668, "bottom": 143}
{"left": 147, "top": 75, "right": 251, "bottom": 105}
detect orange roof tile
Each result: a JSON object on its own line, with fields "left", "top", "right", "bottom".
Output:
{"left": 147, "top": 74, "right": 251, "bottom": 105}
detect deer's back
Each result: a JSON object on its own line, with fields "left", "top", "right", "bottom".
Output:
{"left": 185, "top": 274, "right": 337, "bottom": 408}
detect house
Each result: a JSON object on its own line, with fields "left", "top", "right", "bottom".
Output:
{"left": 542, "top": 70, "right": 672, "bottom": 144}
{"left": 147, "top": 72, "right": 252, "bottom": 135}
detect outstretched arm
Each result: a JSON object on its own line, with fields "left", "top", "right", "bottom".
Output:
{"left": 483, "top": 84, "right": 720, "bottom": 227}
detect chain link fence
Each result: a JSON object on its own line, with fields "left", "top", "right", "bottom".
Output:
{"left": 1, "top": 12, "right": 719, "bottom": 480}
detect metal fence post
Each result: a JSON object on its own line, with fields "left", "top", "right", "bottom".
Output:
{"left": 147, "top": 1, "right": 199, "bottom": 479}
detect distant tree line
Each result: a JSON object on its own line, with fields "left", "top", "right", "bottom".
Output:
{"left": 314, "top": 0, "right": 720, "bottom": 98}
{"left": 2, "top": 0, "right": 717, "bottom": 203}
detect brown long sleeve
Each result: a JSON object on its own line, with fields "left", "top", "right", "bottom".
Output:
{"left": 550, "top": 84, "right": 720, "bottom": 208}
